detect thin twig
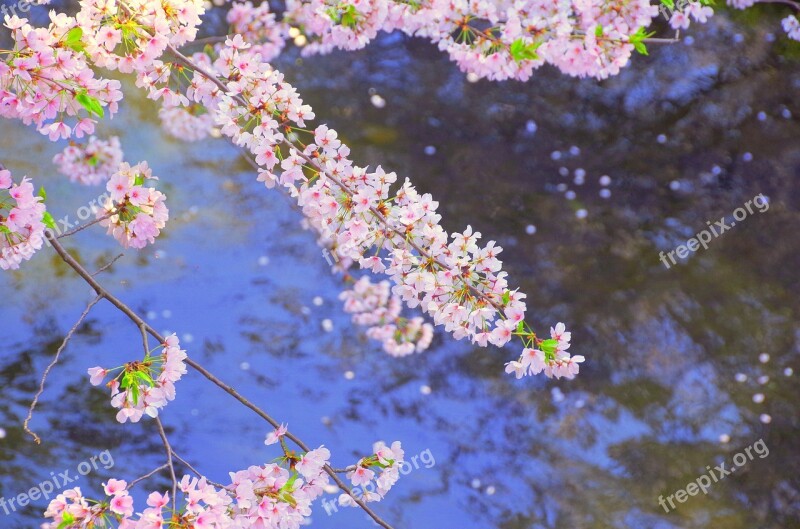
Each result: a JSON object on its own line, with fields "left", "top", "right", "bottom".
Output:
{"left": 92, "top": 253, "right": 124, "bottom": 276}
{"left": 128, "top": 463, "right": 170, "bottom": 489}
{"left": 56, "top": 214, "right": 111, "bottom": 239}
{"left": 23, "top": 294, "right": 103, "bottom": 444}
{"left": 154, "top": 417, "right": 178, "bottom": 508}
{"left": 329, "top": 465, "right": 357, "bottom": 473}
{"left": 171, "top": 450, "right": 227, "bottom": 490}
{"left": 186, "top": 35, "right": 230, "bottom": 46}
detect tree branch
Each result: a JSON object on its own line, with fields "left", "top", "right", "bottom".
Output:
{"left": 45, "top": 231, "right": 396, "bottom": 529}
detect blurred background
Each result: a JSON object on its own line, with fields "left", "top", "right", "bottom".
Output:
{"left": 1, "top": 2, "right": 799, "bottom": 528}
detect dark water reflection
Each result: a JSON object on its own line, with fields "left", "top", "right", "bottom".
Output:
{"left": 1, "top": 5, "right": 799, "bottom": 529}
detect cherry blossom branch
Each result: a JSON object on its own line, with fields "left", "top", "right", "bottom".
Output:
{"left": 45, "top": 232, "right": 396, "bottom": 529}
{"left": 165, "top": 44, "right": 504, "bottom": 313}
{"left": 23, "top": 294, "right": 103, "bottom": 444}
{"left": 56, "top": 213, "right": 111, "bottom": 239}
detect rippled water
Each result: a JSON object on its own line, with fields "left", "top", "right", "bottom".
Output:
{"left": 1, "top": 4, "right": 799, "bottom": 529}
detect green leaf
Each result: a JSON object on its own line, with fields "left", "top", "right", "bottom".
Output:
{"left": 87, "top": 155, "right": 99, "bottom": 167}
{"left": 595, "top": 25, "right": 604, "bottom": 37}
{"left": 501, "top": 290, "right": 510, "bottom": 305}
{"left": 75, "top": 91, "right": 105, "bottom": 119}
{"left": 509, "top": 38, "right": 542, "bottom": 62}
{"left": 280, "top": 472, "right": 299, "bottom": 492}
{"left": 516, "top": 320, "right": 524, "bottom": 334}
{"left": 58, "top": 511, "right": 75, "bottom": 529}
{"left": 660, "top": 0, "right": 675, "bottom": 9}
{"left": 129, "top": 381, "right": 140, "bottom": 405}
{"left": 134, "top": 174, "right": 145, "bottom": 186}
{"left": 38, "top": 186, "right": 47, "bottom": 201}
{"left": 539, "top": 338, "right": 559, "bottom": 355}
{"left": 64, "top": 27, "right": 85, "bottom": 53}
{"left": 629, "top": 27, "right": 656, "bottom": 56}
{"left": 135, "top": 370, "right": 155, "bottom": 387}
{"left": 42, "top": 211, "right": 56, "bottom": 230}
{"left": 340, "top": 4, "right": 359, "bottom": 28}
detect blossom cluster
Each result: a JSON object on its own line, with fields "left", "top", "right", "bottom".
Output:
{"left": 0, "top": 169, "right": 47, "bottom": 270}
{"left": 53, "top": 136, "right": 124, "bottom": 185}
{"left": 235, "top": 0, "right": 662, "bottom": 80}
{"left": 340, "top": 276, "right": 433, "bottom": 356}
{"left": 137, "top": 36, "right": 574, "bottom": 377}
{"left": 41, "top": 438, "right": 399, "bottom": 529}
{"left": 668, "top": 2, "right": 714, "bottom": 30}
{"left": 504, "top": 322, "right": 585, "bottom": 379}
{"left": 782, "top": 14, "right": 800, "bottom": 41}
{"left": 228, "top": 445, "right": 331, "bottom": 528}
{"left": 76, "top": 0, "right": 204, "bottom": 74}
{"left": 42, "top": 484, "right": 126, "bottom": 528}
{"left": 0, "top": 14, "right": 122, "bottom": 140}
{"left": 159, "top": 101, "right": 216, "bottom": 141}
{"left": 43, "top": 476, "right": 231, "bottom": 529}
{"left": 227, "top": 1, "right": 287, "bottom": 61}
{"left": 87, "top": 333, "right": 187, "bottom": 423}
{"left": 97, "top": 161, "right": 169, "bottom": 249}
{"left": 341, "top": 440, "right": 405, "bottom": 506}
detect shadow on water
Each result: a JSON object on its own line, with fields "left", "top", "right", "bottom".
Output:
{"left": 0, "top": 3, "right": 799, "bottom": 528}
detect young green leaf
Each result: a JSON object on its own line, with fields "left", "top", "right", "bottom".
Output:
{"left": 64, "top": 27, "right": 85, "bottom": 53}
{"left": 75, "top": 91, "right": 105, "bottom": 119}
{"left": 595, "top": 25, "right": 604, "bottom": 37}
{"left": 57, "top": 511, "right": 75, "bottom": 529}
{"left": 539, "top": 338, "right": 559, "bottom": 355}
{"left": 340, "top": 5, "right": 360, "bottom": 28}
{"left": 509, "top": 38, "right": 542, "bottom": 63}
{"left": 38, "top": 186, "right": 47, "bottom": 201}
{"left": 629, "top": 27, "right": 656, "bottom": 56}
{"left": 135, "top": 370, "right": 156, "bottom": 387}
{"left": 42, "top": 211, "right": 56, "bottom": 230}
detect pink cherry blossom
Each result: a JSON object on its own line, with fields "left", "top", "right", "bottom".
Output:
{"left": 265, "top": 423, "right": 288, "bottom": 445}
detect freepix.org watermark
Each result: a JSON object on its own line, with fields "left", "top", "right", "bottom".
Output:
{"left": 658, "top": 438, "right": 769, "bottom": 513}
{"left": 659, "top": 193, "right": 769, "bottom": 269}
{"left": 0, "top": 450, "right": 115, "bottom": 515}
{"left": 320, "top": 448, "right": 436, "bottom": 516}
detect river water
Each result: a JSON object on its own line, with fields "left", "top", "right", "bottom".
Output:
{"left": 0, "top": 5, "right": 798, "bottom": 529}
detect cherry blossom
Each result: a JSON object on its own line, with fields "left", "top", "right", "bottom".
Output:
{"left": 0, "top": 168, "right": 47, "bottom": 270}
{"left": 265, "top": 423, "right": 288, "bottom": 445}
{"left": 340, "top": 276, "right": 434, "bottom": 356}
{"left": 87, "top": 333, "right": 186, "bottom": 423}
{"left": 341, "top": 440, "right": 405, "bottom": 506}
{"left": 783, "top": 14, "right": 800, "bottom": 41}
{"left": 228, "top": 445, "right": 332, "bottom": 528}
{"left": 97, "top": 161, "right": 169, "bottom": 249}
{"left": 53, "top": 136, "right": 124, "bottom": 185}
